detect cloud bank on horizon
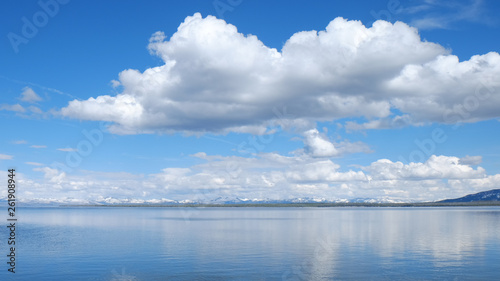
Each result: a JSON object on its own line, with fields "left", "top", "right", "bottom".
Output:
{"left": 15, "top": 153, "right": 498, "bottom": 204}
{"left": 3, "top": 12, "right": 500, "bottom": 204}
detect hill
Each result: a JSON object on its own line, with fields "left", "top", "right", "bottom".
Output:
{"left": 438, "top": 189, "right": 500, "bottom": 203}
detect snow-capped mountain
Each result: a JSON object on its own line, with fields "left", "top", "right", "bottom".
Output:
{"left": 14, "top": 196, "right": 396, "bottom": 206}
{"left": 13, "top": 189, "right": 500, "bottom": 206}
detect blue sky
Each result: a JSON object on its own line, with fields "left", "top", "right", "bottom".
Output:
{"left": 1, "top": 0, "right": 499, "bottom": 204}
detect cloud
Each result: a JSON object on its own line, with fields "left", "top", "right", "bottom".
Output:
{"left": 110, "top": 79, "right": 121, "bottom": 88}
{"left": 405, "top": 0, "right": 493, "bottom": 30}
{"left": 17, "top": 153, "right": 496, "bottom": 203}
{"left": 59, "top": 13, "right": 500, "bottom": 135}
{"left": 345, "top": 115, "right": 424, "bottom": 131}
{"left": 33, "top": 167, "right": 66, "bottom": 183}
{"left": 303, "top": 129, "right": 338, "bottom": 157}
{"left": 459, "top": 155, "right": 482, "bottom": 165}
{"left": 300, "top": 128, "right": 371, "bottom": 157}
{"left": 387, "top": 53, "right": 500, "bottom": 124}
{"left": 0, "top": 154, "right": 13, "bottom": 160}
{"left": 57, "top": 148, "right": 78, "bottom": 152}
{"left": 28, "top": 106, "right": 43, "bottom": 114}
{"left": 20, "top": 87, "right": 42, "bottom": 103}
{"left": 26, "top": 162, "right": 43, "bottom": 166}
{"left": 12, "top": 140, "right": 27, "bottom": 145}
{"left": 363, "top": 155, "right": 485, "bottom": 180}
{"left": 285, "top": 159, "right": 367, "bottom": 183}
{"left": 0, "top": 104, "right": 26, "bottom": 113}
{"left": 30, "top": 145, "right": 47, "bottom": 149}
{"left": 333, "top": 139, "right": 373, "bottom": 155}
{"left": 0, "top": 103, "right": 43, "bottom": 117}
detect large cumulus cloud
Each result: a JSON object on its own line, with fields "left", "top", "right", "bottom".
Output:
{"left": 60, "top": 13, "right": 499, "bottom": 135}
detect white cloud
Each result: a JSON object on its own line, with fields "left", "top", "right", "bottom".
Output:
{"left": 58, "top": 13, "right": 500, "bottom": 135}
{"left": 285, "top": 159, "right": 367, "bottom": 183}
{"left": 57, "top": 148, "right": 78, "bottom": 152}
{"left": 345, "top": 115, "right": 424, "bottom": 131}
{"left": 0, "top": 154, "right": 13, "bottom": 160}
{"left": 30, "top": 145, "right": 47, "bottom": 149}
{"left": 364, "top": 155, "right": 485, "bottom": 180}
{"left": 459, "top": 155, "right": 482, "bottom": 166}
{"left": 296, "top": 128, "right": 372, "bottom": 157}
{"left": 12, "top": 140, "right": 27, "bottom": 145}
{"left": 0, "top": 104, "right": 26, "bottom": 113}
{"left": 387, "top": 53, "right": 500, "bottom": 124}
{"left": 33, "top": 167, "right": 66, "bottom": 183}
{"left": 153, "top": 153, "right": 489, "bottom": 203}
{"left": 0, "top": 103, "right": 44, "bottom": 116}
{"left": 28, "top": 106, "right": 43, "bottom": 114}
{"left": 20, "top": 87, "right": 42, "bottom": 103}
{"left": 16, "top": 153, "right": 497, "bottom": 204}
{"left": 406, "top": 0, "right": 492, "bottom": 30}
{"left": 110, "top": 79, "right": 121, "bottom": 88}
{"left": 303, "top": 129, "right": 338, "bottom": 157}
{"left": 335, "top": 140, "right": 373, "bottom": 155}
{"left": 26, "top": 162, "right": 43, "bottom": 166}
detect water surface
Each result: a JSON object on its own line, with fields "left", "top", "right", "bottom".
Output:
{"left": 7, "top": 207, "right": 500, "bottom": 280}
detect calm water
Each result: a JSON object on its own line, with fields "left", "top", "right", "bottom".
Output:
{"left": 4, "top": 207, "right": 500, "bottom": 280}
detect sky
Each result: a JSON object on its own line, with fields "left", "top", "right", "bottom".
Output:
{"left": 1, "top": 0, "right": 499, "bottom": 204}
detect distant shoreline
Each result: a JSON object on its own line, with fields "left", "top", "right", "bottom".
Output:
{"left": 57, "top": 202, "right": 500, "bottom": 208}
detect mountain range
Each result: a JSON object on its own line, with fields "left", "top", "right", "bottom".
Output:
{"left": 6, "top": 189, "right": 500, "bottom": 206}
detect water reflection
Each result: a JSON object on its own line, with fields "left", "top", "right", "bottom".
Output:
{"left": 18, "top": 207, "right": 500, "bottom": 280}
{"left": 281, "top": 208, "right": 500, "bottom": 280}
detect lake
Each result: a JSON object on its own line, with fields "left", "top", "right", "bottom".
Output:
{"left": 5, "top": 207, "right": 500, "bottom": 280}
